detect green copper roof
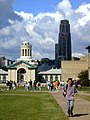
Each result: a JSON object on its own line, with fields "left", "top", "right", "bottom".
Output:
{"left": 7, "top": 60, "right": 37, "bottom": 69}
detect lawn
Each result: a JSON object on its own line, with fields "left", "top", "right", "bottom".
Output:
{"left": 78, "top": 86, "right": 90, "bottom": 93}
{"left": 0, "top": 89, "right": 68, "bottom": 120}
{"left": 78, "top": 86, "right": 90, "bottom": 102}
{"left": 79, "top": 95, "right": 90, "bottom": 102}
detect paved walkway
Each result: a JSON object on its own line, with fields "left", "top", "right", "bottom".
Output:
{"left": 50, "top": 91, "right": 90, "bottom": 120}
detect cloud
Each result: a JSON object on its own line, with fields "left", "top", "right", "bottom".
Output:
{"left": 0, "top": 0, "right": 90, "bottom": 60}
{"left": 0, "top": 0, "right": 22, "bottom": 29}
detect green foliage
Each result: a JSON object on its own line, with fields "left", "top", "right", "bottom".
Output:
{"left": 78, "top": 70, "right": 89, "bottom": 86}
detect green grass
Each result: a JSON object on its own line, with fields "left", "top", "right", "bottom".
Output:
{"left": 78, "top": 95, "right": 90, "bottom": 102}
{"left": 78, "top": 86, "right": 90, "bottom": 102}
{"left": 78, "top": 86, "right": 90, "bottom": 93}
{"left": 0, "top": 89, "right": 68, "bottom": 120}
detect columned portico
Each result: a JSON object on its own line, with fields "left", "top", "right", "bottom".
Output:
{"left": 8, "top": 41, "right": 38, "bottom": 83}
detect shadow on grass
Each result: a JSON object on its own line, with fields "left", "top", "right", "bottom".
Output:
{"left": 73, "top": 113, "right": 89, "bottom": 117}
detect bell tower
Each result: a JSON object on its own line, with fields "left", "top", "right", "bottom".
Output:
{"left": 20, "top": 41, "right": 32, "bottom": 59}
{"left": 17, "top": 41, "right": 33, "bottom": 63}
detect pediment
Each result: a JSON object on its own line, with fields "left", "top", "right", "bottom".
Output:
{"left": 7, "top": 60, "right": 37, "bottom": 69}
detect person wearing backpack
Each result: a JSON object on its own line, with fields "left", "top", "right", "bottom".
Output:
{"left": 63, "top": 78, "right": 77, "bottom": 117}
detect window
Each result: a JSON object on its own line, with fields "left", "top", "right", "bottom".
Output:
{"left": 62, "top": 25, "right": 65, "bottom": 32}
{"left": 30, "top": 49, "right": 32, "bottom": 56}
{"left": 2, "top": 75, "right": 6, "bottom": 83}
{"left": 25, "top": 49, "right": 27, "bottom": 56}
{"left": 55, "top": 75, "right": 58, "bottom": 80}
{"left": 28, "top": 49, "right": 29, "bottom": 56}
{"left": 45, "top": 75, "right": 48, "bottom": 81}
{"left": 50, "top": 75, "right": 53, "bottom": 82}
{"left": 22, "top": 49, "right": 24, "bottom": 56}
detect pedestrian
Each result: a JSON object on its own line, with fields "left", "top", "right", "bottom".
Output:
{"left": 33, "top": 80, "right": 37, "bottom": 91}
{"left": 24, "top": 82, "right": 29, "bottom": 91}
{"left": 63, "top": 78, "right": 77, "bottom": 117}
{"left": 9, "top": 80, "right": 13, "bottom": 90}
{"left": 37, "top": 82, "right": 41, "bottom": 91}
{"left": 55, "top": 80, "right": 59, "bottom": 92}
{"left": 6, "top": 80, "right": 10, "bottom": 90}
{"left": 46, "top": 81, "right": 50, "bottom": 90}
{"left": 50, "top": 81, "right": 53, "bottom": 91}
{"left": 29, "top": 79, "right": 32, "bottom": 90}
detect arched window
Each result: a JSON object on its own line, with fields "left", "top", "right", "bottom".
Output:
{"left": 28, "top": 49, "right": 29, "bottom": 56}
{"left": 25, "top": 49, "right": 27, "bottom": 56}
{"left": 22, "top": 49, "right": 24, "bottom": 56}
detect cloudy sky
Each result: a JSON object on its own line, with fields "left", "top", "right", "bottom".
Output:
{"left": 0, "top": 0, "right": 90, "bottom": 60}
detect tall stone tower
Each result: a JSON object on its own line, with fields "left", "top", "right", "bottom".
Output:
{"left": 55, "top": 20, "right": 72, "bottom": 68}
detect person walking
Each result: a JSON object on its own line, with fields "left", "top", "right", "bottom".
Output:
{"left": 24, "top": 82, "right": 29, "bottom": 91}
{"left": 33, "top": 80, "right": 37, "bottom": 91}
{"left": 63, "top": 78, "right": 77, "bottom": 117}
{"left": 29, "top": 79, "right": 32, "bottom": 90}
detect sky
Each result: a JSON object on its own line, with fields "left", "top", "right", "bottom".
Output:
{"left": 0, "top": 0, "right": 90, "bottom": 60}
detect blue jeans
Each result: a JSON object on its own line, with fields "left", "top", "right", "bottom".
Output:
{"left": 66, "top": 99, "right": 74, "bottom": 114}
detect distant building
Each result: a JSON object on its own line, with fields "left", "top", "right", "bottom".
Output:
{"left": 0, "top": 69, "right": 8, "bottom": 83}
{"left": 61, "top": 56, "right": 88, "bottom": 82}
{"left": 8, "top": 41, "right": 38, "bottom": 83}
{"left": 0, "top": 56, "right": 14, "bottom": 67}
{"left": 38, "top": 68, "right": 61, "bottom": 83}
{"left": 86, "top": 46, "right": 90, "bottom": 84}
{"left": 55, "top": 20, "right": 72, "bottom": 68}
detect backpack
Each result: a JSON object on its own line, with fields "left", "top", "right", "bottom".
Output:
{"left": 63, "top": 84, "right": 68, "bottom": 97}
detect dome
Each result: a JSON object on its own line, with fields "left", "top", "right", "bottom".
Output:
{"left": 22, "top": 41, "right": 30, "bottom": 46}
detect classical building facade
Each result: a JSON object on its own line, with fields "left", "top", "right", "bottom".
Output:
{"left": 8, "top": 41, "right": 38, "bottom": 83}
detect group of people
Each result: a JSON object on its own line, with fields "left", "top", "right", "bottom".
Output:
{"left": 6, "top": 80, "right": 17, "bottom": 90}
{"left": 46, "top": 78, "right": 78, "bottom": 117}
{"left": 5, "top": 78, "right": 78, "bottom": 117}
{"left": 24, "top": 80, "right": 41, "bottom": 91}
{"left": 46, "top": 80, "right": 60, "bottom": 91}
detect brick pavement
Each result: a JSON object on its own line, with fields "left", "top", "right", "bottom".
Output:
{"left": 50, "top": 91, "right": 90, "bottom": 120}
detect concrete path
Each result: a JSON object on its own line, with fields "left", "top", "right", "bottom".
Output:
{"left": 50, "top": 91, "right": 90, "bottom": 120}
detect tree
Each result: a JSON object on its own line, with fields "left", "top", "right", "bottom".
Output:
{"left": 78, "top": 70, "right": 89, "bottom": 86}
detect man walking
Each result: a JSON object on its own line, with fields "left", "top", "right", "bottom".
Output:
{"left": 63, "top": 78, "right": 77, "bottom": 117}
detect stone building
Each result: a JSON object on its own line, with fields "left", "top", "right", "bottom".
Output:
{"left": 38, "top": 68, "right": 61, "bottom": 83}
{"left": 55, "top": 20, "right": 72, "bottom": 68}
{"left": 86, "top": 46, "right": 90, "bottom": 84}
{"left": 0, "top": 69, "right": 8, "bottom": 83}
{"left": 8, "top": 41, "right": 38, "bottom": 83}
{"left": 61, "top": 56, "right": 88, "bottom": 82}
